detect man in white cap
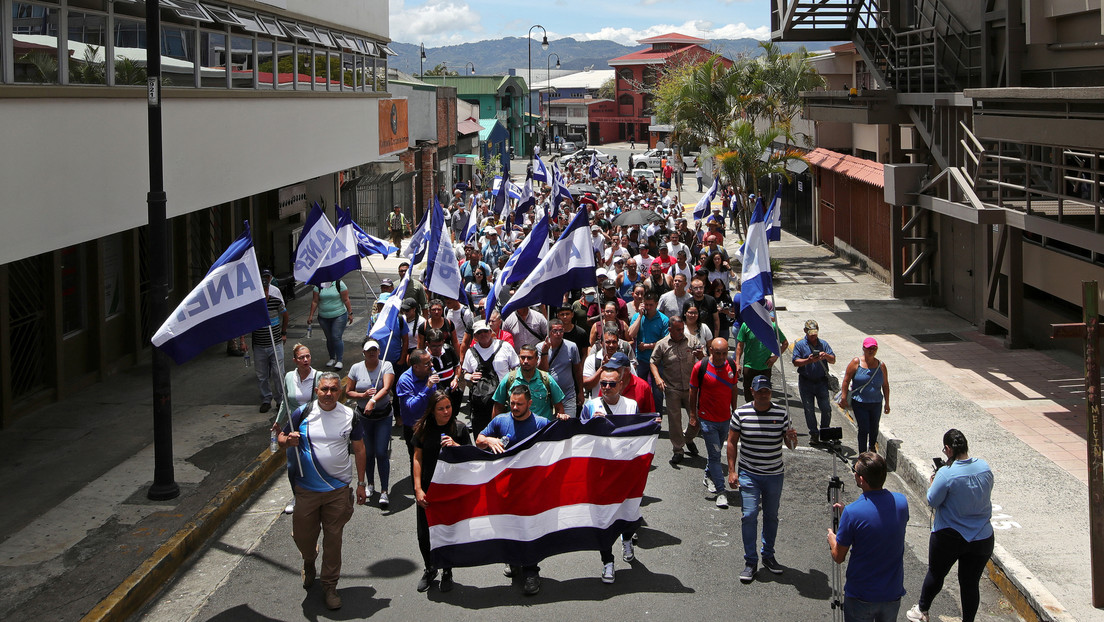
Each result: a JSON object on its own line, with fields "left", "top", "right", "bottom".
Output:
{"left": 462, "top": 320, "right": 520, "bottom": 433}
{"left": 482, "top": 227, "right": 506, "bottom": 268}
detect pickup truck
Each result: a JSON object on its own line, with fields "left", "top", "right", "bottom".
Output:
{"left": 629, "top": 148, "right": 696, "bottom": 171}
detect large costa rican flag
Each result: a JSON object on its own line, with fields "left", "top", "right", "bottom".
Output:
{"left": 426, "top": 416, "right": 659, "bottom": 569}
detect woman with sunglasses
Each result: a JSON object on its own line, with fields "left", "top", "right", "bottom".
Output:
{"left": 838, "top": 337, "right": 891, "bottom": 453}
{"left": 274, "top": 344, "right": 323, "bottom": 515}
{"left": 418, "top": 298, "right": 462, "bottom": 353}
{"left": 344, "top": 339, "right": 395, "bottom": 510}
{"left": 412, "top": 389, "right": 472, "bottom": 594}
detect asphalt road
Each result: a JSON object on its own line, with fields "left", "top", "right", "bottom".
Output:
{"left": 139, "top": 414, "right": 1019, "bottom": 622}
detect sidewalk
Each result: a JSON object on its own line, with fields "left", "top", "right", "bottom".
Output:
{"left": 749, "top": 231, "right": 1092, "bottom": 622}
{"left": 0, "top": 253, "right": 405, "bottom": 622}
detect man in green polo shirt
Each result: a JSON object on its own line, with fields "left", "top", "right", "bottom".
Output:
{"left": 491, "top": 344, "right": 569, "bottom": 422}
{"left": 735, "top": 317, "right": 789, "bottom": 403}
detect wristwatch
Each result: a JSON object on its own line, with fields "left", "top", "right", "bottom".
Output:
{"left": 356, "top": 482, "right": 366, "bottom": 487}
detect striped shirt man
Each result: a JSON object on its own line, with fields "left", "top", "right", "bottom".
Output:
{"left": 730, "top": 402, "right": 791, "bottom": 475}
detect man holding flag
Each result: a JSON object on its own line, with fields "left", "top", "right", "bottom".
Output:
{"left": 735, "top": 197, "right": 788, "bottom": 402}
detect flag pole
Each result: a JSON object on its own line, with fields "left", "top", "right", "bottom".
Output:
{"left": 767, "top": 292, "right": 793, "bottom": 425}
{"left": 269, "top": 322, "right": 304, "bottom": 475}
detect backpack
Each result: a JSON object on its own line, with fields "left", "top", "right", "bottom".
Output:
{"left": 470, "top": 342, "right": 504, "bottom": 399}
{"left": 504, "top": 368, "right": 555, "bottom": 409}
{"left": 695, "top": 357, "right": 738, "bottom": 388}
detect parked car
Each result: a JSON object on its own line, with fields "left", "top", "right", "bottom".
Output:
{"left": 630, "top": 148, "right": 696, "bottom": 171}
{"left": 631, "top": 168, "right": 657, "bottom": 181}
{"left": 561, "top": 148, "right": 613, "bottom": 165}
{"left": 560, "top": 141, "right": 579, "bottom": 154}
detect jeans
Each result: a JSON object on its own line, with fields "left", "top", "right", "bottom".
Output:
{"left": 799, "top": 376, "right": 833, "bottom": 437}
{"left": 318, "top": 312, "right": 348, "bottom": 363}
{"left": 919, "top": 529, "right": 995, "bottom": 622}
{"left": 638, "top": 363, "right": 664, "bottom": 414}
{"left": 697, "top": 177, "right": 704, "bottom": 192}
{"left": 843, "top": 596, "right": 901, "bottom": 622}
{"left": 699, "top": 419, "right": 728, "bottom": 494}
{"left": 852, "top": 401, "right": 882, "bottom": 453}
{"left": 738, "top": 470, "right": 784, "bottom": 563}
{"left": 361, "top": 412, "right": 392, "bottom": 491}
{"left": 253, "top": 343, "right": 285, "bottom": 404}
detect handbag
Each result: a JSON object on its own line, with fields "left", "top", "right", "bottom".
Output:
{"left": 837, "top": 362, "right": 879, "bottom": 407}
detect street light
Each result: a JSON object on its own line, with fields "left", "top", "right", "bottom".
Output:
{"left": 419, "top": 43, "right": 426, "bottom": 76}
{"left": 527, "top": 24, "right": 548, "bottom": 163}
{"left": 465, "top": 61, "right": 476, "bottom": 75}
{"left": 545, "top": 53, "right": 560, "bottom": 148}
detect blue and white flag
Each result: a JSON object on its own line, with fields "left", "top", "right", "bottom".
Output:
{"left": 512, "top": 178, "right": 536, "bottom": 223}
{"left": 463, "top": 198, "right": 481, "bottom": 243}
{"left": 550, "top": 163, "right": 573, "bottom": 220}
{"left": 404, "top": 201, "right": 432, "bottom": 264}
{"left": 152, "top": 224, "right": 269, "bottom": 365}
{"left": 294, "top": 204, "right": 361, "bottom": 287}
{"left": 501, "top": 206, "right": 596, "bottom": 316}
{"left": 423, "top": 198, "right": 465, "bottom": 300}
{"left": 532, "top": 156, "right": 551, "bottom": 184}
{"left": 492, "top": 175, "right": 510, "bottom": 218}
{"left": 485, "top": 207, "right": 550, "bottom": 319}
{"left": 764, "top": 186, "right": 783, "bottom": 242}
{"left": 693, "top": 177, "right": 719, "bottom": 220}
{"left": 492, "top": 176, "right": 523, "bottom": 200}
{"left": 739, "top": 198, "right": 780, "bottom": 357}
{"left": 346, "top": 207, "right": 399, "bottom": 257}
{"left": 588, "top": 154, "right": 599, "bottom": 179}
{"left": 369, "top": 270, "right": 410, "bottom": 362}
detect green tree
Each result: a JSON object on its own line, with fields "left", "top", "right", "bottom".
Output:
{"left": 713, "top": 121, "right": 807, "bottom": 237}
{"left": 654, "top": 55, "right": 741, "bottom": 152}
{"left": 597, "top": 76, "right": 615, "bottom": 100}
{"left": 423, "top": 63, "right": 457, "bottom": 77}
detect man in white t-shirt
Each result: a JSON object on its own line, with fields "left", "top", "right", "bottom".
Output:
{"left": 462, "top": 321, "right": 521, "bottom": 433}
{"left": 579, "top": 367, "right": 640, "bottom": 584}
{"left": 278, "top": 372, "right": 367, "bottom": 611}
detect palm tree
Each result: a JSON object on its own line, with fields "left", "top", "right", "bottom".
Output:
{"left": 713, "top": 120, "right": 807, "bottom": 237}
{"left": 653, "top": 55, "right": 740, "bottom": 150}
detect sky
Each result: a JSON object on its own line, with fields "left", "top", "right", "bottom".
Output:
{"left": 387, "top": 0, "right": 772, "bottom": 47}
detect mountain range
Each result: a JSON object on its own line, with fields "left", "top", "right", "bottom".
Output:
{"left": 388, "top": 37, "right": 826, "bottom": 76}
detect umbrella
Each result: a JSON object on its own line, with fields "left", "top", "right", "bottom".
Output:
{"left": 612, "top": 209, "right": 663, "bottom": 227}
{"left": 568, "top": 183, "right": 599, "bottom": 196}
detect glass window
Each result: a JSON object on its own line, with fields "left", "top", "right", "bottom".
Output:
{"left": 162, "top": 24, "right": 196, "bottom": 87}
{"left": 312, "top": 49, "right": 328, "bottom": 90}
{"left": 229, "top": 35, "right": 254, "bottom": 88}
{"left": 378, "top": 57, "right": 387, "bottom": 91}
{"left": 341, "top": 52, "right": 353, "bottom": 90}
{"left": 67, "top": 10, "right": 108, "bottom": 84}
{"left": 60, "top": 245, "right": 87, "bottom": 335}
{"left": 199, "top": 30, "right": 226, "bottom": 87}
{"left": 12, "top": 2, "right": 61, "bottom": 84}
{"left": 355, "top": 54, "right": 364, "bottom": 91}
{"left": 275, "top": 42, "right": 293, "bottom": 89}
{"left": 112, "top": 17, "right": 146, "bottom": 85}
{"left": 294, "top": 44, "right": 311, "bottom": 89}
{"left": 256, "top": 38, "right": 273, "bottom": 88}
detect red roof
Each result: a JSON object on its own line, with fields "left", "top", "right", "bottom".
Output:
{"left": 805, "top": 148, "right": 884, "bottom": 187}
{"left": 828, "top": 42, "right": 857, "bottom": 54}
{"left": 549, "top": 97, "right": 612, "bottom": 105}
{"left": 638, "top": 33, "right": 708, "bottom": 44}
{"left": 457, "top": 118, "right": 483, "bottom": 135}
{"left": 609, "top": 44, "right": 711, "bottom": 65}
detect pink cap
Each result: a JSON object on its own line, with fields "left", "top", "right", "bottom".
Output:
{"left": 862, "top": 337, "right": 878, "bottom": 349}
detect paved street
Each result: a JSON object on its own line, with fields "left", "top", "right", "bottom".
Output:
{"left": 141, "top": 423, "right": 1017, "bottom": 621}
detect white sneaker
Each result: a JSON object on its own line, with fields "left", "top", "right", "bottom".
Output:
{"left": 325, "top": 359, "right": 336, "bottom": 367}
{"left": 601, "top": 562, "right": 615, "bottom": 584}
{"left": 905, "top": 604, "right": 929, "bottom": 622}
{"left": 284, "top": 500, "right": 296, "bottom": 514}
{"left": 622, "top": 540, "right": 635, "bottom": 562}
{"left": 716, "top": 494, "right": 729, "bottom": 508}
{"left": 365, "top": 484, "right": 375, "bottom": 498}
{"left": 335, "top": 361, "right": 343, "bottom": 370}
{"left": 379, "top": 492, "right": 390, "bottom": 510}
{"left": 703, "top": 476, "right": 717, "bottom": 494}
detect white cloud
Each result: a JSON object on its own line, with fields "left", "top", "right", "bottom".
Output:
{"left": 564, "top": 20, "right": 769, "bottom": 46}
{"left": 389, "top": 0, "right": 484, "bottom": 44}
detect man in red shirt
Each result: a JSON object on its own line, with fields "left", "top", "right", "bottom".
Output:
{"left": 603, "top": 352, "right": 656, "bottom": 414}
{"left": 689, "top": 337, "right": 742, "bottom": 507}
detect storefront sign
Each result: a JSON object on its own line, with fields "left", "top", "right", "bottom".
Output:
{"left": 278, "top": 183, "right": 308, "bottom": 219}
{"left": 379, "top": 99, "right": 410, "bottom": 155}
{"left": 455, "top": 154, "right": 478, "bottom": 165}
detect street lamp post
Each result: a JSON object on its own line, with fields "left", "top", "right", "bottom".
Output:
{"left": 527, "top": 24, "right": 548, "bottom": 163}
{"left": 419, "top": 43, "right": 426, "bottom": 76}
{"left": 545, "top": 53, "right": 560, "bottom": 150}
{"left": 465, "top": 62, "right": 476, "bottom": 75}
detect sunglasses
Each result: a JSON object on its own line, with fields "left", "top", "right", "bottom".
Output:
{"left": 599, "top": 380, "right": 619, "bottom": 388}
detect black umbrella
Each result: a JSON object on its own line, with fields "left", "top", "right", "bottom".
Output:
{"left": 612, "top": 209, "right": 663, "bottom": 227}
{"left": 568, "top": 183, "right": 599, "bottom": 196}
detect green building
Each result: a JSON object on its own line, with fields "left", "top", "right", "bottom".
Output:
{"left": 419, "top": 75, "right": 528, "bottom": 163}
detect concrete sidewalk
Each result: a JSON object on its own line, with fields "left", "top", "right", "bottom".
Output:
{"left": 757, "top": 231, "right": 1092, "bottom": 622}
{"left": 0, "top": 253, "right": 406, "bottom": 622}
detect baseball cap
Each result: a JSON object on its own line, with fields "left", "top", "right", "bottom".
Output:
{"left": 804, "top": 320, "right": 819, "bottom": 335}
{"left": 401, "top": 298, "right": 417, "bottom": 311}
{"left": 591, "top": 225, "right": 601, "bottom": 231}
{"left": 600, "top": 278, "right": 616, "bottom": 289}
{"left": 398, "top": 260, "right": 410, "bottom": 268}
{"left": 863, "top": 337, "right": 878, "bottom": 349}
{"left": 380, "top": 278, "right": 394, "bottom": 287}
{"left": 261, "top": 269, "right": 272, "bottom": 277}
{"left": 362, "top": 339, "right": 380, "bottom": 351}
{"left": 472, "top": 320, "right": 493, "bottom": 334}
{"left": 485, "top": 227, "right": 498, "bottom": 235}
{"left": 752, "top": 375, "right": 772, "bottom": 392}
{"left": 603, "top": 352, "right": 632, "bottom": 370}
{"left": 582, "top": 286, "right": 597, "bottom": 295}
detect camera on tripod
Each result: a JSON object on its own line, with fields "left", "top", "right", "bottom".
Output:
{"left": 819, "top": 427, "right": 843, "bottom": 443}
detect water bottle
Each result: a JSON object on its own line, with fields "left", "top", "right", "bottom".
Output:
{"left": 501, "top": 435, "right": 511, "bottom": 449}
{"left": 270, "top": 430, "right": 279, "bottom": 453}
{"left": 306, "top": 323, "right": 313, "bottom": 338}
{"left": 244, "top": 350, "right": 251, "bottom": 367}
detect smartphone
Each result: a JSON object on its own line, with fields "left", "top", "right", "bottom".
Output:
{"left": 933, "top": 457, "right": 945, "bottom": 469}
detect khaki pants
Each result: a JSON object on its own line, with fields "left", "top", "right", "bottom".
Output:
{"left": 293, "top": 485, "right": 354, "bottom": 587}
{"left": 665, "top": 386, "right": 690, "bottom": 454}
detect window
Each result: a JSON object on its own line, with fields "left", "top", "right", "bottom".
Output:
{"left": 275, "top": 42, "right": 293, "bottom": 89}
{"left": 294, "top": 44, "right": 312, "bottom": 89}
{"left": 67, "top": 9, "right": 108, "bottom": 84}
{"left": 12, "top": 2, "right": 61, "bottom": 84}
{"left": 199, "top": 30, "right": 226, "bottom": 87}
{"left": 256, "top": 38, "right": 273, "bottom": 88}
{"left": 162, "top": 23, "right": 196, "bottom": 87}
{"left": 229, "top": 35, "right": 253, "bottom": 88}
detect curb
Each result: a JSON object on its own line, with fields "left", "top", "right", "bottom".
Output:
{"left": 782, "top": 375, "right": 1073, "bottom": 622}
{"left": 80, "top": 447, "right": 286, "bottom": 622}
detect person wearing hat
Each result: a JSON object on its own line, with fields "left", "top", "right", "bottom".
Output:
{"left": 482, "top": 227, "right": 506, "bottom": 268}
{"left": 460, "top": 246, "right": 491, "bottom": 287}
{"left": 727, "top": 374, "right": 798, "bottom": 584}
{"left": 398, "top": 261, "right": 428, "bottom": 316}
{"left": 604, "top": 351, "right": 656, "bottom": 415}
{"left": 838, "top": 338, "right": 891, "bottom": 454}
{"left": 401, "top": 298, "right": 425, "bottom": 356}
{"left": 461, "top": 320, "right": 521, "bottom": 434}
{"left": 792, "top": 320, "right": 837, "bottom": 445}
{"left": 344, "top": 338, "right": 395, "bottom": 509}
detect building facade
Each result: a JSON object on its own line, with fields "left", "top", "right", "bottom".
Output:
{"left": 0, "top": 0, "right": 396, "bottom": 424}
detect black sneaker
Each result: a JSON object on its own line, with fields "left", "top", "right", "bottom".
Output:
{"left": 259, "top": 402, "right": 272, "bottom": 413}
{"left": 762, "top": 556, "right": 784, "bottom": 575}
{"left": 522, "top": 572, "right": 541, "bottom": 595}
{"left": 439, "top": 569, "right": 454, "bottom": 592}
{"left": 503, "top": 563, "right": 518, "bottom": 578}
{"left": 739, "top": 562, "right": 756, "bottom": 584}
{"left": 809, "top": 434, "right": 820, "bottom": 446}
{"left": 417, "top": 568, "right": 437, "bottom": 592}
{"left": 686, "top": 440, "right": 699, "bottom": 456}
{"left": 669, "top": 453, "right": 684, "bottom": 465}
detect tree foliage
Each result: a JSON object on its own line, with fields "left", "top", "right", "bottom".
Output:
{"left": 597, "top": 76, "right": 615, "bottom": 100}
{"left": 422, "top": 63, "right": 458, "bottom": 77}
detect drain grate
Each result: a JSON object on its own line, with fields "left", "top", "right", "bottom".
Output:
{"left": 912, "top": 332, "right": 964, "bottom": 344}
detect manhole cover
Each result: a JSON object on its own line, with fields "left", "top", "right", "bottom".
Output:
{"left": 912, "top": 332, "right": 964, "bottom": 344}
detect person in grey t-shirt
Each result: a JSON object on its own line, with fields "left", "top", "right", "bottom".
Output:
{"left": 538, "top": 319, "right": 583, "bottom": 417}
{"left": 658, "top": 273, "right": 691, "bottom": 320}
